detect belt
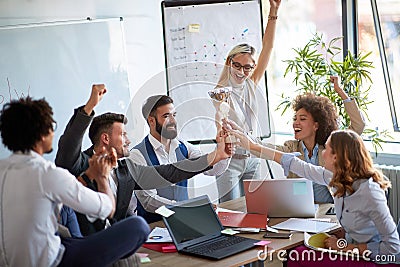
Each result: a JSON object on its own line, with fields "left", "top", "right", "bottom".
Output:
{"left": 232, "top": 153, "right": 250, "bottom": 160}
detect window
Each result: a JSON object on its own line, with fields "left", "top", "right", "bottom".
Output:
{"left": 262, "top": 0, "right": 343, "bottom": 143}
{"left": 263, "top": 0, "right": 400, "bottom": 153}
{"left": 358, "top": 0, "right": 400, "bottom": 141}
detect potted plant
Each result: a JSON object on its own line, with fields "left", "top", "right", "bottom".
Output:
{"left": 277, "top": 32, "right": 391, "bottom": 153}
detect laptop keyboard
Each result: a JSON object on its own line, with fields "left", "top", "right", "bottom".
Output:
{"left": 185, "top": 235, "right": 249, "bottom": 256}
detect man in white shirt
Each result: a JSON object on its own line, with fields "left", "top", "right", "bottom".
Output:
{"left": 131, "top": 95, "right": 231, "bottom": 223}
{"left": 0, "top": 97, "right": 150, "bottom": 267}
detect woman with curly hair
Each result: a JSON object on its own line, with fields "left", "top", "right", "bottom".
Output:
{"left": 225, "top": 76, "right": 365, "bottom": 203}
{"left": 230, "top": 129, "right": 400, "bottom": 265}
{"left": 276, "top": 76, "right": 365, "bottom": 203}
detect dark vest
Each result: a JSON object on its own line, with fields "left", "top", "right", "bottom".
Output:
{"left": 134, "top": 136, "right": 188, "bottom": 223}
{"left": 76, "top": 147, "right": 136, "bottom": 235}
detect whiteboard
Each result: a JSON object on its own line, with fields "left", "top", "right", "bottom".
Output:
{"left": 0, "top": 18, "right": 130, "bottom": 160}
{"left": 162, "top": 0, "right": 270, "bottom": 142}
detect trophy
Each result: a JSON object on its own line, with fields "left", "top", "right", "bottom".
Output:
{"left": 208, "top": 87, "right": 236, "bottom": 144}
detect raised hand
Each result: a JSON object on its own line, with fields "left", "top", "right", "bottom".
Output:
{"left": 83, "top": 84, "right": 108, "bottom": 115}
{"left": 330, "top": 76, "right": 349, "bottom": 100}
{"left": 222, "top": 118, "right": 243, "bottom": 132}
{"left": 207, "top": 131, "right": 233, "bottom": 166}
{"left": 269, "top": 0, "right": 281, "bottom": 11}
{"left": 228, "top": 129, "right": 254, "bottom": 151}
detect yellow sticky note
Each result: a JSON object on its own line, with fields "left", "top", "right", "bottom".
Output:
{"left": 188, "top": 24, "right": 200, "bottom": 33}
{"left": 155, "top": 206, "right": 175, "bottom": 217}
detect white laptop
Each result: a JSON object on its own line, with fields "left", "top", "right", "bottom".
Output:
{"left": 243, "top": 178, "right": 316, "bottom": 218}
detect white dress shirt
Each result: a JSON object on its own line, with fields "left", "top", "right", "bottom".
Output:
{"left": 130, "top": 134, "right": 230, "bottom": 212}
{"left": 0, "top": 151, "right": 112, "bottom": 267}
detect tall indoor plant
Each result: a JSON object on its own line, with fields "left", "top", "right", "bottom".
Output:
{"left": 277, "top": 33, "right": 390, "bottom": 153}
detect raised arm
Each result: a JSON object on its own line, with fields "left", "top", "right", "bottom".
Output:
{"left": 55, "top": 84, "right": 106, "bottom": 175}
{"left": 130, "top": 148, "right": 177, "bottom": 212}
{"left": 330, "top": 76, "right": 365, "bottom": 135}
{"left": 128, "top": 132, "right": 232, "bottom": 190}
{"left": 229, "top": 129, "right": 332, "bottom": 186}
{"left": 251, "top": 0, "right": 281, "bottom": 84}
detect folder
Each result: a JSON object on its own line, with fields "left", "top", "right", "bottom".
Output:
{"left": 218, "top": 212, "right": 268, "bottom": 229}
{"left": 142, "top": 243, "right": 177, "bottom": 253}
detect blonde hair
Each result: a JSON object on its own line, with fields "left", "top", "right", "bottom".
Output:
{"left": 329, "top": 130, "right": 391, "bottom": 197}
{"left": 216, "top": 43, "right": 256, "bottom": 88}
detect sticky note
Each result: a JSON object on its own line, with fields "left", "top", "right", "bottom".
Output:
{"left": 221, "top": 229, "right": 239, "bottom": 235}
{"left": 188, "top": 24, "right": 200, "bottom": 33}
{"left": 162, "top": 245, "right": 177, "bottom": 253}
{"left": 254, "top": 240, "right": 271, "bottom": 246}
{"left": 155, "top": 206, "right": 175, "bottom": 217}
{"left": 140, "top": 257, "right": 151, "bottom": 264}
{"left": 293, "top": 181, "right": 307, "bottom": 195}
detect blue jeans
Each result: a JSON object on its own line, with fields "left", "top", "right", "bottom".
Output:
{"left": 58, "top": 216, "right": 150, "bottom": 267}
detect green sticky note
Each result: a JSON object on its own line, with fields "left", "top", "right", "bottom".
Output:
{"left": 293, "top": 181, "right": 307, "bottom": 195}
{"left": 140, "top": 257, "right": 151, "bottom": 264}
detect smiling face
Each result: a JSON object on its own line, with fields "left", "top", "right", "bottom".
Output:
{"left": 292, "top": 108, "right": 319, "bottom": 144}
{"left": 229, "top": 53, "right": 255, "bottom": 85}
{"left": 107, "top": 122, "right": 131, "bottom": 158}
{"left": 149, "top": 103, "right": 178, "bottom": 140}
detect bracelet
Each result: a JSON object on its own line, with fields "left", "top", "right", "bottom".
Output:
{"left": 268, "top": 15, "right": 278, "bottom": 20}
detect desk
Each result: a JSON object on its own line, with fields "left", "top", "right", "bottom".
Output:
{"left": 137, "top": 197, "right": 337, "bottom": 267}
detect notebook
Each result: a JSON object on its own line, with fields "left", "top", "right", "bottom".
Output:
{"left": 217, "top": 212, "right": 268, "bottom": 229}
{"left": 162, "top": 195, "right": 259, "bottom": 260}
{"left": 244, "top": 179, "right": 316, "bottom": 217}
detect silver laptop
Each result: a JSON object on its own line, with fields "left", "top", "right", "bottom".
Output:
{"left": 244, "top": 179, "right": 316, "bottom": 217}
{"left": 162, "top": 195, "right": 258, "bottom": 260}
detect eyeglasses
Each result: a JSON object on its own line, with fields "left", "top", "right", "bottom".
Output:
{"left": 230, "top": 60, "right": 255, "bottom": 72}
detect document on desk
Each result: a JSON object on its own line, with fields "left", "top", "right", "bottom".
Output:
{"left": 271, "top": 218, "right": 338, "bottom": 233}
{"left": 146, "top": 227, "right": 173, "bottom": 243}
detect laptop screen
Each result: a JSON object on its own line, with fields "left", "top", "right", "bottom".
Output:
{"left": 163, "top": 195, "right": 223, "bottom": 250}
{"left": 244, "top": 178, "right": 316, "bottom": 217}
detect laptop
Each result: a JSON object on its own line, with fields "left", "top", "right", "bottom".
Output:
{"left": 162, "top": 195, "right": 258, "bottom": 260}
{"left": 244, "top": 178, "right": 316, "bottom": 218}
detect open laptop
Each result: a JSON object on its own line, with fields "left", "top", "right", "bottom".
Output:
{"left": 244, "top": 178, "right": 316, "bottom": 217}
{"left": 162, "top": 195, "right": 258, "bottom": 260}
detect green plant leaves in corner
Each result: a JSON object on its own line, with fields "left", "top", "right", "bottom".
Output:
{"left": 279, "top": 32, "right": 387, "bottom": 153}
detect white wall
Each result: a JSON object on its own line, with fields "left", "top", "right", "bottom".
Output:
{"left": 0, "top": 1, "right": 168, "bottom": 148}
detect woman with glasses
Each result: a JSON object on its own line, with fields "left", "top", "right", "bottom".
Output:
{"left": 213, "top": 0, "right": 281, "bottom": 202}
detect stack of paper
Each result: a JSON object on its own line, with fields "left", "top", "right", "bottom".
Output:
{"left": 271, "top": 218, "right": 338, "bottom": 233}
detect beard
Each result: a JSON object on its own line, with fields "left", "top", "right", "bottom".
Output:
{"left": 44, "top": 148, "right": 53, "bottom": 154}
{"left": 155, "top": 119, "right": 178, "bottom": 140}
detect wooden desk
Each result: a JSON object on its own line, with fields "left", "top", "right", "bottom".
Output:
{"left": 137, "top": 197, "right": 337, "bottom": 267}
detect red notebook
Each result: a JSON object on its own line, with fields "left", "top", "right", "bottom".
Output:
{"left": 218, "top": 212, "right": 267, "bottom": 229}
{"left": 142, "top": 243, "right": 177, "bottom": 253}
